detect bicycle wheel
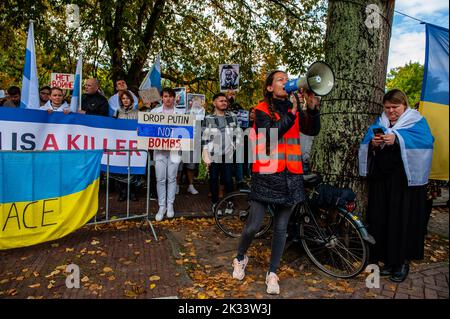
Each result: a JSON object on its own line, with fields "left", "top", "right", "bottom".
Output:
{"left": 299, "top": 203, "right": 369, "bottom": 278}
{"left": 214, "top": 191, "right": 273, "bottom": 238}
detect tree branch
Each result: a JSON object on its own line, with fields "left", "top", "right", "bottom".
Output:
{"left": 127, "top": 0, "right": 166, "bottom": 85}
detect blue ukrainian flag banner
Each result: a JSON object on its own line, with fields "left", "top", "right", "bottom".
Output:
{"left": 0, "top": 150, "right": 102, "bottom": 250}
{"left": 419, "top": 23, "right": 449, "bottom": 180}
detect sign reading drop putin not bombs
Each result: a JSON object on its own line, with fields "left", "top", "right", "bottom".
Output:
{"left": 137, "top": 112, "right": 194, "bottom": 151}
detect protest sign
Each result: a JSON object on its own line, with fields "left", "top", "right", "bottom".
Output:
{"left": 137, "top": 112, "right": 194, "bottom": 151}
{"left": 236, "top": 109, "right": 250, "bottom": 128}
{"left": 139, "top": 87, "right": 161, "bottom": 106}
{"left": 219, "top": 64, "right": 239, "bottom": 92}
{"left": 174, "top": 87, "right": 187, "bottom": 109}
{"left": 50, "top": 73, "right": 75, "bottom": 90}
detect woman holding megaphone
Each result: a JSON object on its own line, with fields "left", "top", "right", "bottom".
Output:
{"left": 231, "top": 70, "right": 321, "bottom": 295}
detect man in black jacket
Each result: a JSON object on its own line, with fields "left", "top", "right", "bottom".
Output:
{"left": 80, "top": 78, "right": 109, "bottom": 116}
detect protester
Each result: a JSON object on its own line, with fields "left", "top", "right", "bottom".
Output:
{"left": 231, "top": 70, "right": 320, "bottom": 295}
{"left": 111, "top": 91, "right": 140, "bottom": 201}
{"left": 39, "top": 87, "right": 71, "bottom": 114}
{"left": 225, "top": 90, "right": 248, "bottom": 190}
{"left": 39, "top": 86, "right": 51, "bottom": 106}
{"left": 108, "top": 79, "right": 139, "bottom": 116}
{"left": 80, "top": 78, "right": 109, "bottom": 116}
{"left": 178, "top": 96, "right": 206, "bottom": 195}
{"left": 1, "top": 86, "right": 21, "bottom": 107}
{"left": 202, "top": 93, "right": 240, "bottom": 210}
{"left": 152, "top": 88, "right": 184, "bottom": 221}
{"left": 359, "top": 89, "right": 434, "bottom": 283}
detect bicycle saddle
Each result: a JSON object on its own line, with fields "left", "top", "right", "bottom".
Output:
{"left": 303, "top": 174, "right": 322, "bottom": 188}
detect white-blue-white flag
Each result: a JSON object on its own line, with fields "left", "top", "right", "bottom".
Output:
{"left": 70, "top": 55, "right": 82, "bottom": 112}
{"left": 20, "top": 21, "right": 40, "bottom": 109}
{"left": 139, "top": 53, "right": 161, "bottom": 93}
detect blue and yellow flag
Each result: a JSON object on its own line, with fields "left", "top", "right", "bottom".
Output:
{"left": 0, "top": 150, "right": 102, "bottom": 250}
{"left": 419, "top": 23, "right": 449, "bottom": 181}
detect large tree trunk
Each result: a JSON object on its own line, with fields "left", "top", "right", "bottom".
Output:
{"left": 310, "top": 0, "right": 395, "bottom": 214}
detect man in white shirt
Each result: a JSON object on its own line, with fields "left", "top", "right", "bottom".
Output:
{"left": 151, "top": 88, "right": 185, "bottom": 221}
{"left": 108, "top": 79, "right": 138, "bottom": 117}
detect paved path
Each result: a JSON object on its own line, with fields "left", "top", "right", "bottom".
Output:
{"left": 1, "top": 183, "right": 448, "bottom": 299}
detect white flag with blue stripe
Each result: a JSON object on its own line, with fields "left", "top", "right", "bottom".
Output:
{"left": 70, "top": 55, "right": 82, "bottom": 113}
{"left": 20, "top": 21, "right": 40, "bottom": 109}
{"left": 359, "top": 108, "right": 434, "bottom": 186}
{"left": 139, "top": 53, "right": 161, "bottom": 93}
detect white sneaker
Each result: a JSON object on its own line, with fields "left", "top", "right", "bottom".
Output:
{"left": 187, "top": 184, "right": 199, "bottom": 195}
{"left": 232, "top": 255, "right": 248, "bottom": 280}
{"left": 176, "top": 185, "right": 180, "bottom": 195}
{"left": 155, "top": 207, "right": 166, "bottom": 221}
{"left": 166, "top": 204, "right": 175, "bottom": 218}
{"left": 265, "top": 272, "right": 280, "bottom": 295}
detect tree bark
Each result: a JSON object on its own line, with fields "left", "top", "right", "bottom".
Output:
{"left": 310, "top": 0, "right": 395, "bottom": 214}
{"left": 126, "top": 0, "right": 166, "bottom": 87}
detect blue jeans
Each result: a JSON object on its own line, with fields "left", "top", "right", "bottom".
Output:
{"left": 209, "top": 163, "right": 234, "bottom": 204}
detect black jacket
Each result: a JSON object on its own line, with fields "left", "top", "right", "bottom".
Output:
{"left": 249, "top": 98, "right": 321, "bottom": 206}
{"left": 81, "top": 92, "right": 109, "bottom": 116}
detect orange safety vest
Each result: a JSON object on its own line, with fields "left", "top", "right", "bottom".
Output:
{"left": 251, "top": 101, "right": 303, "bottom": 174}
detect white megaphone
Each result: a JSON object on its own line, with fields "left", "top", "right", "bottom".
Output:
{"left": 284, "top": 61, "right": 335, "bottom": 96}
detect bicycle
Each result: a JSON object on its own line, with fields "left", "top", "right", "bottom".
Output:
{"left": 213, "top": 174, "right": 375, "bottom": 278}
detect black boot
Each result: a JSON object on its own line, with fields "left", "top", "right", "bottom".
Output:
{"left": 389, "top": 262, "right": 410, "bottom": 283}
{"left": 380, "top": 264, "right": 394, "bottom": 277}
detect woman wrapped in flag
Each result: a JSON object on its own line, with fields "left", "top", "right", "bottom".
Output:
{"left": 359, "top": 89, "right": 434, "bottom": 283}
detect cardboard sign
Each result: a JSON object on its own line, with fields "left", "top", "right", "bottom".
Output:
{"left": 50, "top": 73, "right": 75, "bottom": 90}
{"left": 137, "top": 112, "right": 194, "bottom": 151}
{"left": 139, "top": 87, "right": 161, "bottom": 106}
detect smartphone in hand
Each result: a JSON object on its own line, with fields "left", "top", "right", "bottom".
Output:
{"left": 372, "top": 127, "right": 384, "bottom": 136}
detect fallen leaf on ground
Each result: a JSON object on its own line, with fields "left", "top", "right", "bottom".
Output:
{"left": 28, "top": 283, "right": 41, "bottom": 288}
{"left": 149, "top": 275, "right": 160, "bottom": 281}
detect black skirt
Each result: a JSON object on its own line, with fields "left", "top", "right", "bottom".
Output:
{"left": 249, "top": 170, "right": 305, "bottom": 206}
{"left": 366, "top": 144, "right": 427, "bottom": 265}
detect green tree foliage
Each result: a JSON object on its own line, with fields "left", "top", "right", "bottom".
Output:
{"left": 386, "top": 61, "right": 424, "bottom": 107}
{"left": 1, "top": 0, "right": 327, "bottom": 107}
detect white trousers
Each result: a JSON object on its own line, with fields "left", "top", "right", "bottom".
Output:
{"left": 154, "top": 151, "right": 181, "bottom": 207}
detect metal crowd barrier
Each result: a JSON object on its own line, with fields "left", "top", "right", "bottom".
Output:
{"left": 87, "top": 149, "right": 158, "bottom": 241}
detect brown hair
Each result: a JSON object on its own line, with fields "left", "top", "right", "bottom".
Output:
{"left": 263, "top": 70, "right": 285, "bottom": 120}
{"left": 119, "top": 90, "right": 134, "bottom": 107}
{"left": 383, "top": 89, "right": 409, "bottom": 109}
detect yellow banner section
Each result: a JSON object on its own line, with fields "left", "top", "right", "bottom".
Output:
{"left": 419, "top": 101, "right": 449, "bottom": 180}
{"left": 0, "top": 179, "right": 99, "bottom": 250}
